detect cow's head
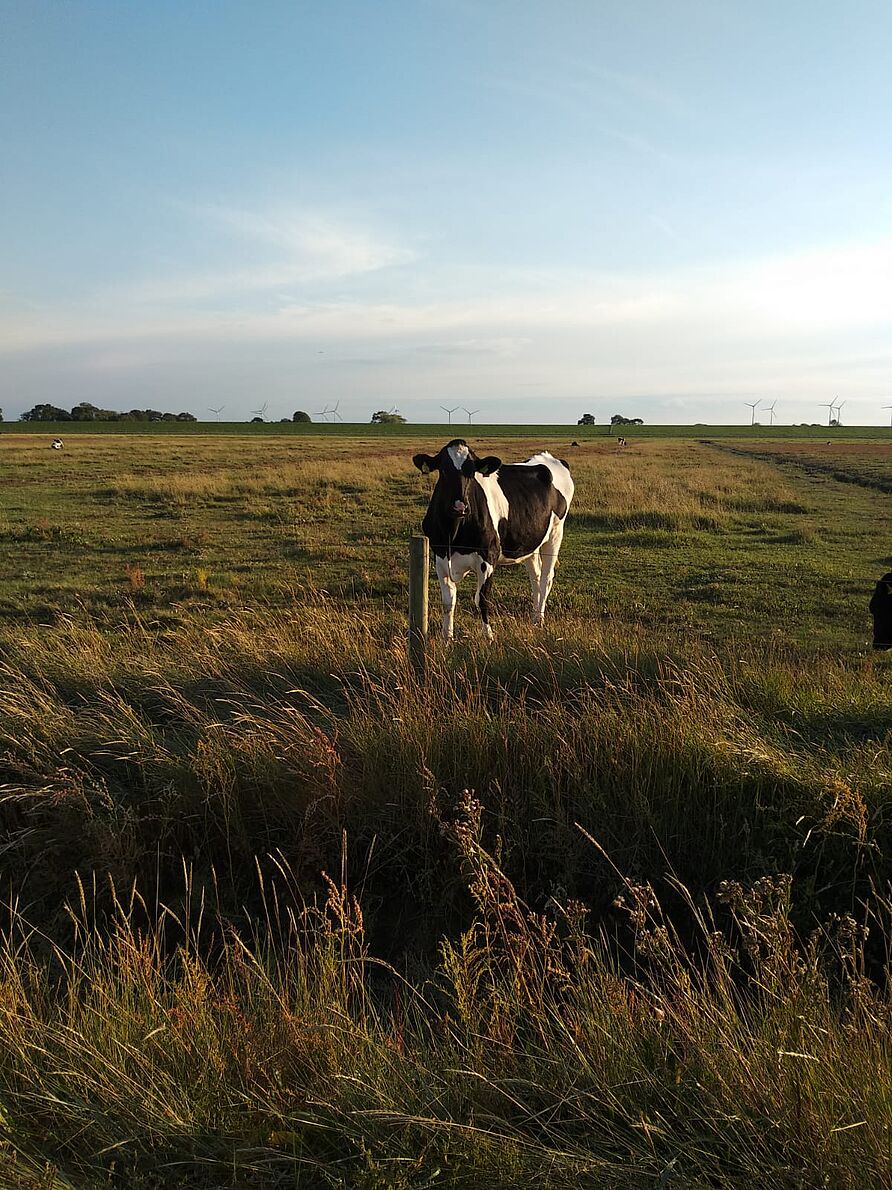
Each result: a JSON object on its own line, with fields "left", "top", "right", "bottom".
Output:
{"left": 413, "top": 440, "right": 501, "bottom": 520}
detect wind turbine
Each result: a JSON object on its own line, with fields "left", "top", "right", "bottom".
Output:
{"left": 883, "top": 404, "right": 892, "bottom": 428}
{"left": 440, "top": 405, "right": 459, "bottom": 424}
{"left": 765, "top": 400, "right": 777, "bottom": 426}
{"left": 251, "top": 401, "right": 269, "bottom": 421}
{"left": 208, "top": 405, "right": 225, "bottom": 422}
{"left": 819, "top": 402, "right": 837, "bottom": 426}
{"left": 834, "top": 400, "right": 846, "bottom": 426}
{"left": 745, "top": 400, "right": 762, "bottom": 425}
{"left": 463, "top": 407, "right": 480, "bottom": 424}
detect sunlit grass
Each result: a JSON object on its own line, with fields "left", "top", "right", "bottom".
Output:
{"left": 2, "top": 432, "right": 892, "bottom": 1183}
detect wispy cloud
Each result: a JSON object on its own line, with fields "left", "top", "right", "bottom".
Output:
{"left": 99, "top": 203, "right": 417, "bottom": 308}
{"left": 198, "top": 203, "right": 416, "bottom": 277}
{"left": 482, "top": 52, "right": 690, "bottom": 163}
{"left": 648, "top": 214, "right": 684, "bottom": 244}
{"left": 568, "top": 61, "right": 694, "bottom": 120}
{"left": 411, "top": 337, "right": 527, "bottom": 357}
{"left": 599, "top": 125, "right": 675, "bottom": 161}
{"left": 5, "top": 237, "right": 892, "bottom": 423}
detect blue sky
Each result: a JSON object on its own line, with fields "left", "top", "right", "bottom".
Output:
{"left": 2, "top": 0, "right": 892, "bottom": 425}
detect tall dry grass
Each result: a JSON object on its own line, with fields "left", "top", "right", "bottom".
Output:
{"left": 1, "top": 603, "right": 889, "bottom": 955}
{"left": 0, "top": 813, "right": 888, "bottom": 1187}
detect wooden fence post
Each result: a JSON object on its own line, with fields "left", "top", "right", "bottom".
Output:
{"left": 408, "top": 534, "right": 429, "bottom": 678}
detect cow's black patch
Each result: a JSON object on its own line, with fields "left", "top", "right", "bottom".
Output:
{"left": 494, "top": 463, "right": 567, "bottom": 560}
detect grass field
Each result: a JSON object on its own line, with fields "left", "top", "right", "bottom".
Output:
{"left": 1, "top": 430, "right": 891, "bottom": 1187}
{"left": 5, "top": 417, "right": 892, "bottom": 440}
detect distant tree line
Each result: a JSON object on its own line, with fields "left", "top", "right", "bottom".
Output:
{"left": 19, "top": 402, "right": 197, "bottom": 423}
{"left": 577, "top": 413, "right": 645, "bottom": 426}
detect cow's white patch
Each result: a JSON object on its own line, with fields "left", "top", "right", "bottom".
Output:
{"left": 438, "top": 551, "right": 481, "bottom": 584}
{"left": 521, "top": 451, "right": 575, "bottom": 508}
{"left": 474, "top": 470, "right": 508, "bottom": 537}
{"left": 532, "top": 513, "right": 565, "bottom": 625}
{"left": 435, "top": 551, "right": 486, "bottom": 640}
{"left": 447, "top": 442, "right": 470, "bottom": 471}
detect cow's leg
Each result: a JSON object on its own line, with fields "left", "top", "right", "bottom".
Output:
{"left": 473, "top": 558, "right": 495, "bottom": 641}
{"left": 435, "top": 555, "right": 458, "bottom": 641}
{"left": 524, "top": 551, "right": 542, "bottom": 620}
{"left": 534, "top": 519, "right": 565, "bottom": 626}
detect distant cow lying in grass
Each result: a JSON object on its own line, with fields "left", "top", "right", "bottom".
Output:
{"left": 413, "top": 439, "right": 574, "bottom": 640}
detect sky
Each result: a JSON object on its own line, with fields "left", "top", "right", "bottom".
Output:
{"left": 2, "top": 1, "right": 892, "bottom": 426}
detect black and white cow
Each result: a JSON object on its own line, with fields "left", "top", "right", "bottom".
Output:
{"left": 413, "top": 439, "right": 574, "bottom": 640}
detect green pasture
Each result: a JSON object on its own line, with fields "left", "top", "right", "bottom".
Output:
{"left": 4, "top": 417, "right": 892, "bottom": 439}
{"left": 1, "top": 431, "right": 889, "bottom": 648}
{"left": 1, "top": 431, "right": 891, "bottom": 1186}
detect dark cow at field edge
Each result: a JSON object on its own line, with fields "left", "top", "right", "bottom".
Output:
{"left": 869, "top": 571, "right": 892, "bottom": 649}
{"left": 413, "top": 439, "right": 574, "bottom": 640}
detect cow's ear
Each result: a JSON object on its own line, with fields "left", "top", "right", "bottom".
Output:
{"left": 413, "top": 453, "right": 438, "bottom": 474}
{"left": 476, "top": 456, "right": 501, "bottom": 476}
